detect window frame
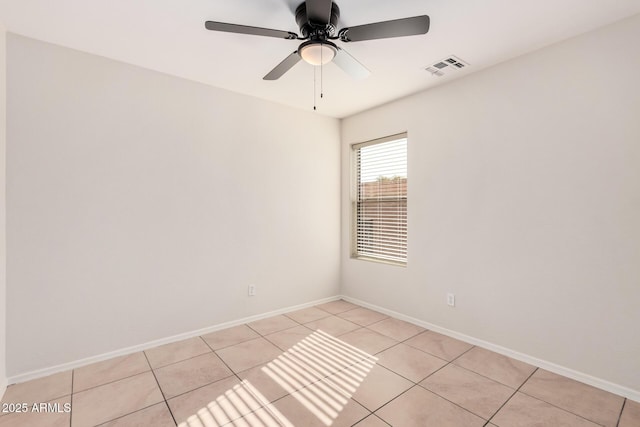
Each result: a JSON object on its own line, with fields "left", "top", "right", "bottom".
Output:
{"left": 350, "top": 132, "right": 408, "bottom": 266}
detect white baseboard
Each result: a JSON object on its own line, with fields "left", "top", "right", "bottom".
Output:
{"left": 10, "top": 293, "right": 639, "bottom": 403}
{"left": 7, "top": 295, "right": 340, "bottom": 385}
{"left": 340, "top": 295, "right": 640, "bottom": 402}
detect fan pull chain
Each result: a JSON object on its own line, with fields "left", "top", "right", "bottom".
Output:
{"left": 313, "top": 65, "right": 317, "bottom": 111}
{"left": 320, "top": 43, "right": 324, "bottom": 99}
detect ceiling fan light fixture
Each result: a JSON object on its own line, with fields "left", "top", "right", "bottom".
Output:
{"left": 299, "top": 41, "right": 337, "bottom": 66}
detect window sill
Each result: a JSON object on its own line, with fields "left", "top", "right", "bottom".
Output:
{"left": 350, "top": 255, "right": 407, "bottom": 268}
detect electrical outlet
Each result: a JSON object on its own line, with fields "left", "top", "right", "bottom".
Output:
{"left": 248, "top": 284, "right": 256, "bottom": 296}
{"left": 447, "top": 293, "right": 455, "bottom": 307}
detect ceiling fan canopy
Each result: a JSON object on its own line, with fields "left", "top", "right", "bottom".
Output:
{"left": 205, "top": 0, "right": 430, "bottom": 80}
{"left": 295, "top": 1, "right": 340, "bottom": 39}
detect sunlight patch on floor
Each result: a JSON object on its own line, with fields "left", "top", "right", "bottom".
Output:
{"left": 179, "top": 329, "right": 377, "bottom": 426}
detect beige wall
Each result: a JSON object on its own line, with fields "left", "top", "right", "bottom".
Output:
{"left": 0, "top": 25, "right": 7, "bottom": 396}
{"left": 341, "top": 15, "right": 640, "bottom": 393}
{"left": 6, "top": 34, "right": 341, "bottom": 377}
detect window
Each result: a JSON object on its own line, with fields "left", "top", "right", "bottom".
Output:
{"left": 352, "top": 134, "right": 407, "bottom": 265}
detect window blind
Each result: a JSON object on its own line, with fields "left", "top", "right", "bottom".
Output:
{"left": 353, "top": 135, "right": 407, "bottom": 264}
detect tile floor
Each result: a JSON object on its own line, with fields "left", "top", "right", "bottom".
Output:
{"left": 1, "top": 299, "right": 638, "bottom": 426}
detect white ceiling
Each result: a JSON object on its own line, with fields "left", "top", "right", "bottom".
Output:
{"left": 1, "top": 0, "right": 640, "bottom": 118}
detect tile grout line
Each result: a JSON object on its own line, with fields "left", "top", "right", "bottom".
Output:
{"left": 336, "top": 314, "right": 389, "bottom": 328}
{"left": 368, "top": 383, "right": 423, "bottom": 420}
{"left": 447, "top": 359, "right": 523, "bottom": 388}
{"left": 439, "top": 346, "right": 539, "bottom": 390}
{"left": 416, "top": 383, "right": 494, "bottom": 423}
{"left": 153, "top": 372, "right": 238, "bottom": 406}
{"left": 143, "top": 351, "right": 178, "bottom": 426}
{"left": 261, "top": 350, "right": 375, "bottom": 425}
{"left": 244, "top": 322, "right": 269, "bottom": 337}
{"left": 401, "top": 338, "right": 470, "bottom": 363}
{"left": 136, "top": 334, "right": 260, "bottom": 412}
{"left": 202, "top": 330, "right": 268, "bottom": 380}
{"left": 75, "top": 360, "right": 171, "bottom": 426}
{"left": 200, "top": 331, "right": 262, "bottom": 353}
{"left": 362, "top": 413, "right": 392, "bottom": 426}
{"left": 485, "top": 367, "right": 539, "bottom": 425}
{"left": 198, "top": 329, "right": 303, "bottom": 425}
{"left": 199, "top": 335, "right": 244, "bottom": 382}
{"left": 415, "top": 351, "right": 465, "bottom": 383}
{"left": 71, "top": 367, "right": 153, "bottom": 395}
{"left": 356, "top": 331, "right": 464, "bottom": 386}
{"left": 404, "top": 345, "right": 518, "bottom": 423}
{"left": 349, "top": 411, "right": 373, "bottom": 426}
{"left": 93, "top": 403, "right": 171, "bottom": 427}
{"left": 394, "top": 343, "right": 523, "bottom": 425}
{"left": 150, "top": 351, "right": 212, "bottom": 371}
{"left": 260, "top": 327, "right": 321, "bottom": 354}
{"left": 616, "top": 398, "right": 626, "bottom": 427}
{"left": 281, "top": 308, "right": 333, "bottom": 324}
{"left": 198, "top": 330, "right": 257, "bottom": 421}
{"left": 492, "top": 359, "right": 619, "bottom": 426}
{"left": 364, "top": 316, "right": 394, "bottom": 329}
{"left": 384, "top": 333, "right": 420, "bottom": 344}
{"left": 350, "top": 318, "right": 471, "bottom": 419}
{"left": 315, "top": 300, "right": 362, "bottom": 316}
{"left": 516, "top": 388, "right": 612, "bottom": 426}
{"left": 170, "top": 324, "right": 322, "bottom": 403}
{"left": 445, "top": 343, "right": 477, "bottom": 364}
{"left": 233, "top": 311, "right": 381, "bottom": 423}
{"left": 221, "top": 373, "right": 314, "bottom": 425}
{"left": 248, "top": 312, "right": 307, "bottom": 336}
{"left": 401, "top": 339, "right": 541, "bottom": 398}
{"left": 364, "top": 343, "right": 419, "bottom": 384}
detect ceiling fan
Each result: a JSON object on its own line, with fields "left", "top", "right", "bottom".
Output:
{"left": 205, "top": 0, "right": 430, "bottom": 80}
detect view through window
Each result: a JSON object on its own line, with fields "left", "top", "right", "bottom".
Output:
{"left": 352, "top": 134, "right": 407, "bottom": 264}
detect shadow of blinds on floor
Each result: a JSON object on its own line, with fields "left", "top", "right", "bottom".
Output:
{"left": 180, "top": 329, "right": 377, "bottom": 426}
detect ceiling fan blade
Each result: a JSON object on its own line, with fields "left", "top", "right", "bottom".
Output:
{"left": 333, "top": 48, "right": 370, "bottom": 79}
{"left": 305, "top": 0, "right": 333, "bottom": 25}
{"left": 263, "top": 51, "right": 302, "bottom": 80}
{"left": 205, "top": 21, "right": 298, "bottom": 39}
{"left": 340, "top": 15, "right": 430, "bottom": 42}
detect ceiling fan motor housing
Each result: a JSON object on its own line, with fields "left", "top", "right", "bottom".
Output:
{"left": 295, "top": 2, "right": 340, "bottom": 39}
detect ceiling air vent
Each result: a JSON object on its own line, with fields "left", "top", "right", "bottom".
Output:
{"left": 425, "top": 55, "right": 469, "bottom": 77}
